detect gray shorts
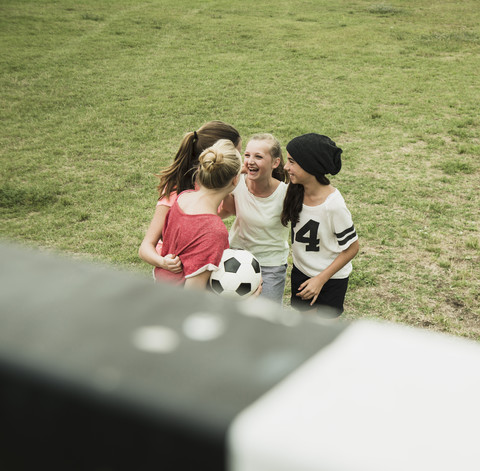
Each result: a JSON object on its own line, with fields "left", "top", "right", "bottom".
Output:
{"left": 259, "top": 264, "right": 287, "bottom": 304}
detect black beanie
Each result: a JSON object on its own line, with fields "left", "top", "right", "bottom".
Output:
{"left": 286, "top": 133, "right": 342, "bottom": 176}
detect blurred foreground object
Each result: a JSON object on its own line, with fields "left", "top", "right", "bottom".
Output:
{"left": 0, "top": 242, "right": 479, "bottom": 471}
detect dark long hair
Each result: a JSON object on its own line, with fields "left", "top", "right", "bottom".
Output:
{"left": 281, "top": 175, "right": 330, "bottom": 227}
{"left": 156, "top": 121, "right": 241, "bottom": 198}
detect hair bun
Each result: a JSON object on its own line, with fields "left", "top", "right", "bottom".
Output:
{"left": 196, "top": 139, "right": 241, "bottom": 190}
{"left": 200, "top": 149, "right": 224, "bottom": 173}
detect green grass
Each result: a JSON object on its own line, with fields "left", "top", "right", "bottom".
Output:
{"left": 1, "top": 0, "right": 479, "bottom": 340}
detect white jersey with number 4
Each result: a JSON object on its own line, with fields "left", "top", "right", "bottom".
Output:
{"left": 292, "top": 189, "right": 357, "bottom": 279}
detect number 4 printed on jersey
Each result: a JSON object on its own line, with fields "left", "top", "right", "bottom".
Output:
{"left": 292, "top": 220, "right": 320, "bottom": 252}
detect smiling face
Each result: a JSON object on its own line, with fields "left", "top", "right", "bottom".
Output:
{"left": 284, "top": 152, "right": 312, "bottom": 185}
{"left": 243, "top": 139, "right": 280, "bottom": 182}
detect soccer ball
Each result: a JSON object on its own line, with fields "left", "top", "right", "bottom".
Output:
{"left": 210, "top": 249, "right": 262, "bottom": 299}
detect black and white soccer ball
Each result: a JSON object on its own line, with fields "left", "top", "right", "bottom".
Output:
{"left": 210, "top": 249, "right": 262, "bottom": 299}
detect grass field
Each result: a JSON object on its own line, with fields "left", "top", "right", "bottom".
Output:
{"left": 1, "top": 0, "right": 479, "bottom": 340}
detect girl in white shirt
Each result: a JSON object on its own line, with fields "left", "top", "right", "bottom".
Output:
{"left": 281, "top": 133, "right": 359, "bottom": 317}
{"left": 221, "top": 134, "right": 289, "bottom": 304}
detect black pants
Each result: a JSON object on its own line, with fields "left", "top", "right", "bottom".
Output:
{"left": 290, "top": 265, "right": 349, "bottom": 318}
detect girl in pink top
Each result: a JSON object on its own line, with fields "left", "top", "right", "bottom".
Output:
{"left": 154, "top": 140, "right": 242, "bottom": 289}
{"left": 139, "top": 121, "right": 241, "bottom": 275}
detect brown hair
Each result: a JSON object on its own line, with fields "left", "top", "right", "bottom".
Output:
{"left": 248, "top": 133, "right": 289, "bottom": 183}
{"left": 157, "top": 121, "right": 241, "bottom": 198}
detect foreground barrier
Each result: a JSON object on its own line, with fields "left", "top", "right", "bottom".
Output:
{"left": 0, "top": 242, "right": 479, "bottom": 470}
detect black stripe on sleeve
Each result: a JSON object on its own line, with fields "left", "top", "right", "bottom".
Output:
{"left": 338, "top": 231, "right": 357, "bottom": 246}
{"left": 335, "top": 225, "right": 355, "bottom": 239}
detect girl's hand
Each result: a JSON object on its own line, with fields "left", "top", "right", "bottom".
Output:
{"left": 163, "top": 254, "right": 182, "bottom": 273}
{"left": 241, "top": 159, "right": 248, "bottom": 174}
{"left": 297, "top": 276, "right": 326, "bottom": 306}
{"left": 251, "top": 277, "right": 263, "bottom": 297}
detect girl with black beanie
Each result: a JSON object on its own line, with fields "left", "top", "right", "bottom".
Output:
{"left": 281, "top": 133, "right": 359, "bottom": 317}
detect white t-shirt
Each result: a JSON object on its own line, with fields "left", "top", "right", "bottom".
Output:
{"left": 292, "top": 189, "right": 357, "bottom": 279}
{"left": 229, "top": 175, "right": 289, "bottom": 266}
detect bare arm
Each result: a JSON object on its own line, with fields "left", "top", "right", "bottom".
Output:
{"left": 297, "top": 240, "right": 360, "bottom": 305}
{"left": 138, "top": 204, "right": 182, "bottom": 273}
{"left": 184, "top": 270, "right": 212, "bottom": 290}
{"left": 218, "top": 193, "right": 236, "bottom": 219}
